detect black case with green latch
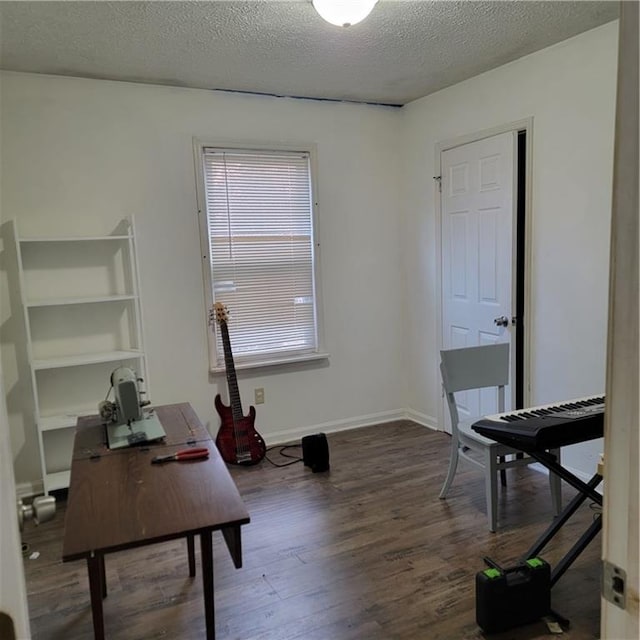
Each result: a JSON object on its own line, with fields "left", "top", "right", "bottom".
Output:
{"left": 475, "top": 557, "right": 551, "bottom": 633}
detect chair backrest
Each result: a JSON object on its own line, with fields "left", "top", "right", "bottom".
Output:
{"left": 440, "top": 344, "right": 510, "bottom": 432}
{"left": 440, "top": 343, "right": 510, "bottom": 394}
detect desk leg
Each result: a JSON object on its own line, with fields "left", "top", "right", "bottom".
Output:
{"left": 221, "top": 526, "right": 243, "bottom": 569}
{"left": 100, "top": 554, "right": 107, "bottom": 599}
{"left": 187, "top": 534, "right": 196, "bottom": 577}
{"left": 200, "top": 530, "right": 215, "bottom": 640}
{"left": 87, "top": 553, "right": 105, "bottom": 640}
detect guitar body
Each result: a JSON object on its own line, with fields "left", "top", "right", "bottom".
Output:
{"left": 210, "top": 302, "right": 267, "bottom": 466}
{"left": 214, "top": 394, "right": 266, "bottom": 465}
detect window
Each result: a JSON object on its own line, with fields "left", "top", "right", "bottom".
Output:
{"left": 195, "top": 143, "right": 325, "bottom": 370}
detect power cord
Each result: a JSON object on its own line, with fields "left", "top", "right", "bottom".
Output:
{"left": 265, "top": 445, "right": 303, "bottom": 467}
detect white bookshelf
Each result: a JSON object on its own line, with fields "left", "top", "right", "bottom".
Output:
{"left": 12, "top": 218, "right": 148, "bottom": 494}
{"left": 26, "top": 294, "right": 137, "bottom": 307}
{"left": 32, "top": 349, "right": 145, "bottom": 371}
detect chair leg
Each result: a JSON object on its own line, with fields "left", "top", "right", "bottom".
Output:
{"left": 484, "top": 449, "right": 498, "bottom": 532}
{"left": 499, "top": 457, "right": 507, "bottom": 487}
{"left": 549, "top": 448, "right": 562, "bottom": 516}
{"left": 439, "top": 440, "right": 460, "bottom": 499}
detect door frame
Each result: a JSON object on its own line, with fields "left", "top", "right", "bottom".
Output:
{"left": 0, "top": 362, "right": 31, "bottom": 639}
{"left": 435, "top": 118, "right": 534, "bottom": 430}
{"left": 601, "top": 1, "right": 638, "bottom": 636}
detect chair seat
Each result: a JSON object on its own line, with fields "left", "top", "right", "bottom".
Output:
{"left": 457, "top": 418, "right": 520, "bottom": 454}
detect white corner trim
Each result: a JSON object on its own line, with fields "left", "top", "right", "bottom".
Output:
{"left": 403, "top": 408, "right": 439, "bottom": 431}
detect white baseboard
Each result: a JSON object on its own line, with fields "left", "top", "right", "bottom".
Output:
{"left": 21, "top": 411, "right": 600, "bottom": 500}
{"left": 265, "top": 409, "right": 409, "bottom": 445}
{"left": 16, "top": 480, "right": 44, "bottom": 500}
{"left": 266, "top": 408, "right": 440, "bottom": 446}
{"left": 403, "top": 408, "right": 439, "bottom": 431}
{"left": 15, "top": 410, "right": 441, "bottom": 498}
{"left": 13, "top": 413, "right": 411, "bottom": 499}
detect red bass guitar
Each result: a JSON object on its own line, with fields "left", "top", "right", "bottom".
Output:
{"left": 210, "top": 303, "right": 266, "bottom": 465}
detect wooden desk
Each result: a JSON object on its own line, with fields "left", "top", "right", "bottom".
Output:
{"left": 62, "top": 403, "right": 250, "bottom": 640}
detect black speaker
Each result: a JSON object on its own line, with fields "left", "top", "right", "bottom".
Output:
{"left": 301, "top": 433, "right": 330, "bottom": 473}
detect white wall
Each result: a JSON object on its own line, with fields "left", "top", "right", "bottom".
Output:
{"left": 0, "top": 72, "right": 404, "bottom": 490}
{"left": 0, "top": 21, "right": 619, "bottom": 490}
{"left": 401, "top": 22, "right": 618, "bottom": 478}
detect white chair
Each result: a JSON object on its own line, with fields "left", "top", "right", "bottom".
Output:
{"left": 438, "top": 343, "right": 561, "bottom": 532}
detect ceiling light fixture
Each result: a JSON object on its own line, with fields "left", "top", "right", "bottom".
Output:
{"left": 312, "top": 0, "right": 378, "bottom": 28}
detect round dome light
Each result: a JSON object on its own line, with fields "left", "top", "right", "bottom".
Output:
{"left": 312, "top": 1, "right": 378, "bottom": 27}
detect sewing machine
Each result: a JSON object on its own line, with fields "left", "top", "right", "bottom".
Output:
{"left": 99, "top": 367, "right": 165, "bottom": 449}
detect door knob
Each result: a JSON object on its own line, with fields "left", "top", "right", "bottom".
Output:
{"left": 17, "top": 495, "right": 56, "bottom": 531}
{"left": 494, "top": 315, "right": 509, "bottom": 327}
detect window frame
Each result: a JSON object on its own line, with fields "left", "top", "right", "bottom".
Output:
{"left": 193, "top": 138, "right": 327, "bottom": 373}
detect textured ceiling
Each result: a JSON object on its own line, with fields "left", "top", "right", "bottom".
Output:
{"left": 0, "top": 1, "right": 619, "bottom": 106}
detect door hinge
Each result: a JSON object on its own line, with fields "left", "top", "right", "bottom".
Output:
{"left": 602, "top": 560, "right": 626, "bottom": 609}
{"left": 433, "top": 175, "right": 442, "bottom": 193}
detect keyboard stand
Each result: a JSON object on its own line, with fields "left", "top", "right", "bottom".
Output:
{"left": 472, "top": 406, "right": 604, "bottom": 631}
{"left": 521, "top": 460, "right": 602, "bottom": 587}
{"left": 510, "top": 451, "right": 602, "bottom": 630}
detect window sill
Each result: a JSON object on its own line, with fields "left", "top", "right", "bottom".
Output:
{"left": 210, "top": 351, "right": 330, "bottom": 374}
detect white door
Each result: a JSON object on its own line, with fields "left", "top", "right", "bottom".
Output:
{"left": 601, "top": 1, "right": 638, "bottom": 637}
{"left": 0, "top": 363, "right": 31, "bottom": 640}
{"left": 440, "top": 131, "right": 517, "bottom": 430}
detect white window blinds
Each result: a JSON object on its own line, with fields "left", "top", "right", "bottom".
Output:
{"left": 202, "top": 147, "right": 319, "bottom": 366}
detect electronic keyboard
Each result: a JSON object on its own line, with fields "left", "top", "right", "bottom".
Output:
{"left": 472, "top": 395, "right": 605, "bottom": 450}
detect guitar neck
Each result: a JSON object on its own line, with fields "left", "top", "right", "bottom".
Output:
{"left": 220, "top": 322, "right": 244, "bottom": 420}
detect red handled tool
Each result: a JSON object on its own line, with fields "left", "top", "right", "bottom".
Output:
{"left": 151, "top": 447, "right": 210, "bottom": 464}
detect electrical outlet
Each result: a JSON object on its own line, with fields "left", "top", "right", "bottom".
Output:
{"left": 254, "top": 388, "right": 265, "bottom": 404}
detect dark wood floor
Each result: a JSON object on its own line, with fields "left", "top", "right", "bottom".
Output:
{"left": 23, "top": 421, "right": 601, "bottom": 639}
